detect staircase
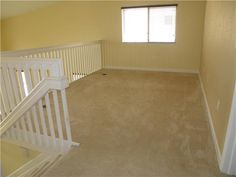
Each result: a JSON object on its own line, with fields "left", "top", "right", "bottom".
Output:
{"left": 0, "top": 41, "right": 102, "bottom": 177}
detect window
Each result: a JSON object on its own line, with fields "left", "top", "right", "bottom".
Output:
{"left": 122, "top": 5, "right": 177, "bottom": 43}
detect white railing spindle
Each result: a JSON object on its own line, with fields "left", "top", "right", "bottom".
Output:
{"left": 0, "top": 58, "right": 73, "bottom": 154}
{"left": 1, "top": 41, "right": 102, "bottom": 84}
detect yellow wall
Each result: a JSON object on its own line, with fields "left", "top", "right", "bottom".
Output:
{"left": 0, "top": 20, "right": 2, "bottom": 50}
{"left": 1, "top": 2, "right": 104, "bottom": 51}
{"left": 0, "top": 141, "right": 39, "bottom": 176}
{"left": 1, "top": 1, "right": 205, "bottom": 71}
{"left": 1, "top": 0, "right": 236, "bottom": 159}
{"left": 101, "top": 1, "right": 205, "bottom": 71}
{"left": 200, "top": 1, "right": 236, "bottom": 153}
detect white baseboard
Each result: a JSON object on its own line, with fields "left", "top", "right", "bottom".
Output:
{"left": 104, "top": 66, "right": 199, "bottom": 74}
{"left": 198, "top": 74, "right": 221, "bottom": 164}
{"left": 220, "top": 82, "right": 236, "bottom": 175}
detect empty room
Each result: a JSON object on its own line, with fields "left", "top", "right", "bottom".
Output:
{"left": 0, "top": 0, "right": 236, "bottom": 177}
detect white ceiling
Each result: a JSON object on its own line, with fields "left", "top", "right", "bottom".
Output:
{"left": 1, "top": 1, "right": 58, "bottom": 20}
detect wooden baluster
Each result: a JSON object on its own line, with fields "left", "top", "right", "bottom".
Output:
{"left": 0, "top": 92, "right": 11, "bottom": 138}
{"left": 0, "top": 92, "right": 9, "bottom": 140}
{"left": 85, "top": 45, "right": 89, "bottom": 75}
{"left": 91, "top": 45, "right": 95, "bottom": 73}
{"left": 19, "top": 114, "right": 29, "bottom": 143}
{"left": 98, "top": 44, "right": 102, "bottom": 70}
{"left": 60, "top": 89, "right": 72, "bottom": 144}
{"left": 50, "top": 65, "right": 65, "bottom": 149}
{"left": 79, "top": 47, "right": 85, "bottom": 77}
{"left": 97, "top": 44, "right": 102, "bottom": 70}
{"left": 81, "top": 46, "right": 86, "bottom": 76}
{"left": 1, "top": 67, "right": 11, "bottom": 114}
{"left": 8, "top": 69, "right": 24, "bottom": 141}
{"left": 3, "top": 65, "right": 21, "bottom": 141}
{"left": 71, "top": 48, "right": 75, "bottom": 80}
{"left": 88, "top": 45, "right": 92, "bottom": 74}
{"left": 92, "top": 45, "right": 95, "bottom": 72}
{"left": 17, "top": 67, "right": 35, "bottom": 144}
{"left": 41, "top": 69, "right": 56, "bottom": 147}
{"left": 36, "top": 65, "right": 49, "bottom": 147}
{"left": 70, "top": 48, "right": 74, "bottom": 81}
{"left": 75, "top": 47, "right": 80, "bottom": 79}
{"left": 61, "top": 50, "right": 68, "bottom": 81}
{"left": 66, "top": 48, "right": 70, "bottom": 81}
{"left": 67, "top": 48, "right": 72, "bottom": 82}
{"left": 17, "top": 68, "right": 27, "bottom": 99}
{"left": 74, "top": 47, "right": 80, "bottom": 79}
{"left": 65, "top": 48, "right": 69, "bottom": 81}
{"left": 23, "top": 67, "right": 40, "bottom": 145}
{"left": 2, "top": 66, "right": 15, "bottom": 110}
{"left": 76, "top": 47, "right": 81, "bottom": 78}
{"left": 0, "top": 93, "right": 6, "bottom": 121}
{"left": 94, "top": 45, "right": 98, "bottom": 71}
{"left": 52, "top": 90, "right": 64, "bottom": 148}
{"left": 42, "top": 52, "right": 46, "bottom": 59}
{"left": 30, "top": 66, "right": 42, "bottom": 146}
{"left": 95, "top": 44, "right": 98, "bottom": 70}
{"left": 8, "top": 65, "right": 21, "bottom": 104}
{"left": 9, "top": 65, "right": 29, "bottom": 143}
{"left": 74, "top": 47, "right": 78, "bottom": 80}
{"left": 38, "top": 97, "right": 49, "bottom": 147}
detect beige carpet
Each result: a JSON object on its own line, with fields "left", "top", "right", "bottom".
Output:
{"left": 44, "top": 69, "right": 232, "bottom": 177}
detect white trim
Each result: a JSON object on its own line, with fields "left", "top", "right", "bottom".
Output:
{"left": 72, "top": 142, "right": 80, "bottom": 147}
{"left": 220, "top": 82, "right": 236, "bottom": 175}
{"left": 0, "top": 40, "right": 102, "bottom": 57}
{"left": 198, "top": 74, "right": 221, "bottom": 164}
{"left": 8, "top": 152, "right": 59, "bottom": 177}
{"left": 0, "top": 77, "right": 69, "bottom": 136}
{"left": 1, "top": 128, "right": 72, "bottom": 154}
{"left": 104, "top": 66, "right": 199, "bottom": 74}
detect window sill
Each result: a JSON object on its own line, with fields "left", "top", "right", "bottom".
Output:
{"left": 122, "top": 42, "right": 176, "bottom": 44}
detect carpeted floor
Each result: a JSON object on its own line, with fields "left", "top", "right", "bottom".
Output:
{"left": 43, "top": 69, "right": 232, "bottom": 177}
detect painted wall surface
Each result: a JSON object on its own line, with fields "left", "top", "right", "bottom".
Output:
{"left": 0, "top": 141, "right": 39, "bottom": 176}
{"left": 100, "top": 1, "right": 205, "bottom": 71}
{"left": 200, "top": 1, "right": 236, "bottom": 153}
{"left": 1, "top": 2, "right": 104, "bottom": 51}
{"left": 0, "top": 20, "right": 2, "bottom": 50}
{"left": 1, "top": 1, "right": 205, "bottom": 71}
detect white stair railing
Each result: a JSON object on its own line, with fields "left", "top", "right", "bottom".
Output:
{"left": 0, "top": 58, "right": 64, "bottom": 117}
{"left": 1, "top": 41, "right": 102, "bottom": 83}
{"left": 0, "top": 58, "right": 73, "bottom": 153}
{"left": 1, "top": 77, "right": 71, "bottom": 153}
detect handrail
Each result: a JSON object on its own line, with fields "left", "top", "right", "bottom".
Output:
{"left": 0, "top": 77, "right": 68, "bottom": 136}
{"left": 0, "top": 40, "right": 102, "bottom": 57}
{"left": 0, "top": 57, "right": 64, "bottom": 119}
{"left": 0, "top": 41, "right": 102, "bottom": 83}
{"left": 1, "top": 57, "right": 64, "bottom": 77}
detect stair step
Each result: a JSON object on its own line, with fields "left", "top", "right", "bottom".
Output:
{"left": 26, "top": 155, "right": 62, "bottom": 177}
{"left": 33, "top": 155, "right": 62, "bottom": 177}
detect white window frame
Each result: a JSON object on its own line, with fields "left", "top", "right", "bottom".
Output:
{"left": 121, "top": 4, "right": 177, "bottom": 43}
